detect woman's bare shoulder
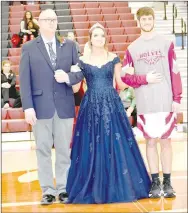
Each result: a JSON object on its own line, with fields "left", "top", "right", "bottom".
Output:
{"left": 108, "top": 52, "right": 118, "bottom": 60}
{"left": 79, "top": 55, "right": 89, "bottom": 63}
{"left": 79, "top": 56, "right": 84, "bottom": 61}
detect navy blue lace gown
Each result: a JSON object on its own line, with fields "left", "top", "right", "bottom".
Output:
{"left": 66, "top": 57, "right": 151, "bottom": 204}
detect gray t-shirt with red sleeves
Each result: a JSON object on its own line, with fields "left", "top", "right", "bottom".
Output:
{"left": 125, "top": 34, "right": 174, "bottom": 115}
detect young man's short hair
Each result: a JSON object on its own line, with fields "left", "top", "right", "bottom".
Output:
{"left": 136, "top": 7, "right": 155, "bottom": 20}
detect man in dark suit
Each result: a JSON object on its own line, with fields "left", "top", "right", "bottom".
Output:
{"left": 19, "top": 9, "right": 83, "bottom": 205}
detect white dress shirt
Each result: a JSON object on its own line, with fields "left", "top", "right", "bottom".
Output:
{"left": 41, "top": 35, "right": 70, "bottom": 84}
{"left": 41, "top": 35, "right": 56, "bottom": 58}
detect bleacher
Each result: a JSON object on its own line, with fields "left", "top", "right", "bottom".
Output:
{"left": 2, "top": 1, "right": 184, "bottom": 133}
{"left": 2, "top": 1, "right": 142, "bottom": 133}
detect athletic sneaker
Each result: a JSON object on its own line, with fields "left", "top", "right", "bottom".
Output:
{"left": 162, "top": 178, "right": 176, "bottom": 198}
{"left": 149, "top": 178, "right": 162, "bottom": 198}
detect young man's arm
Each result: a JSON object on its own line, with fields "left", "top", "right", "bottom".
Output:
{"left": 121, "top": 49, "right": 148, "bottom": 88}
{"left": 123, "top": 48, "right": 134, "bottom": 68}
{"left": 168, "top": 42, "right": 182, "bottom": 104}
{"left": 121, "top": 49, "right": 163, "bottom": 88}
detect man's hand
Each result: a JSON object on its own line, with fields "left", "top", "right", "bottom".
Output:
{"left": 54, "top": 70, "right": 69, "bottom": 83}
{"left": 172, "top": 101, "right": 181, "bottom": 113}
{"left": 24, "top": 108, "right": 37, "bottom": 126}
{"left": 146, "top": 71, "right": 163, "bottom": 84}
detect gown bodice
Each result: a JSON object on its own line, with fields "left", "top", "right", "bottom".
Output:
{"left": 79, "top": 56, "right": 120, "bottom": 92}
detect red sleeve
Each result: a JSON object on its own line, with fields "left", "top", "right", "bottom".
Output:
{"left": 121, "top": 73, "right": 148, "bottom": 88}
{"left": 168, "top": 42, "right": 182, "bottom": 103}
{"left": 121, "top": 49, "right": 148, "bottom": 88}
{"left": 123, "top": 49, "right": 134, "bottom": 67}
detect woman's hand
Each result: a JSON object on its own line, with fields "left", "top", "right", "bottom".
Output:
{"left": 2, "top": 83, "right": 7, "bottom": 88}
{"left": 2, "top": 82, "right": 11, "bottom": 88}
{"left": 26, "top": 30, "right": 32, "bottom": 34}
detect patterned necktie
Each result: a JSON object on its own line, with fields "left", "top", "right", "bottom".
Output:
{"left": 47, "top": 42, "right": 56, "bottom": 70}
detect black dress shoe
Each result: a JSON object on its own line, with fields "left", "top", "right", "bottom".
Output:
{"left": 41, "top": 194, "right": 56, "bottom": 205}
{"left": 59, "top": 192, "right": 68, "bottom": 203}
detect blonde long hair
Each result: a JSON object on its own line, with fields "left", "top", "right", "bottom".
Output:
{"left": 83, "top": 23, "right": 108, "bottom": 57}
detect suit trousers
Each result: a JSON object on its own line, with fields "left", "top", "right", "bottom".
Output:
{"left": 33, "top": 111, "right": 74, "bottom": 196}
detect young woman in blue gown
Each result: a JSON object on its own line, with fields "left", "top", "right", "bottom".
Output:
{"left": 66, "top": 23, "right": 153, "bottom": 204}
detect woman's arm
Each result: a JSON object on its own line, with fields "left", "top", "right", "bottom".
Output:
{"left": 82, "top": 78, "right": 87, "bottom": 92}
{"left": 9, "top": 73, "right": 16, "bottom": 86}
{"left": 113, "top": 74, "right": 116, "bottom": 88}
{"left": 114, "top": 63, "right": 129, "bottom": 90}
{"left": 20, "top": 21, "right": 29, "bottom": 33}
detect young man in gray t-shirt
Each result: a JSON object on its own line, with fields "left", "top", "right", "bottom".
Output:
{"left": 122, "top": 7, "right": 182, "bottom": 198}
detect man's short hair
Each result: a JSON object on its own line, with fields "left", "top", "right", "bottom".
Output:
{"left": 39, "top": 9, "right": 56, "bottom": 20}
{"left": 136, "top": 7, "right": 155, "bottom": 20}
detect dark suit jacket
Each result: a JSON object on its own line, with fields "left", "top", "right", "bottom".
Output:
{"left": 19, "top": 35, "right": 84, "bottom": 119}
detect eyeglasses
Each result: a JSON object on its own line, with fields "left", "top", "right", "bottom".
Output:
{"left": 39, "top": 18, "right": 57, "bottom": 23}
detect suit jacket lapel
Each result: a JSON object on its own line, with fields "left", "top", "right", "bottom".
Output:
{"left": 36, "top": 35, "right": 54, "bottom": 71}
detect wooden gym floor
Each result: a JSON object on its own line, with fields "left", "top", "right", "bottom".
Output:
{"left": 2, "top": 131, "right": 187, "bottom": 213}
